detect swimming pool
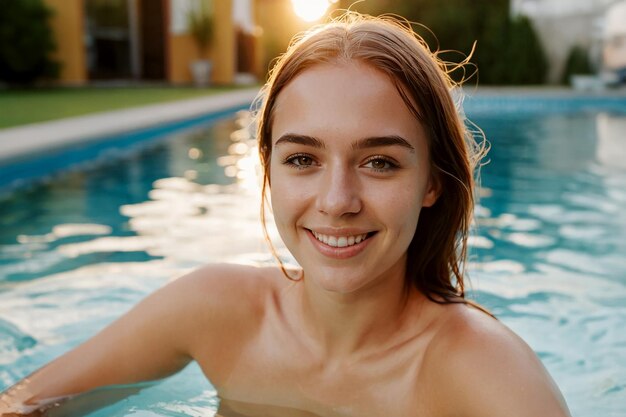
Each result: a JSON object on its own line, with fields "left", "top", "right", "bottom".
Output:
{"left": 1, "top": 95, "right": 625, "bottom": 416}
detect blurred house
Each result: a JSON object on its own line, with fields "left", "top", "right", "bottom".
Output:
{"left": 43, "top": 0, "right": 314, "bottom": 85}
{"left": 511, "top": 0, "right": 626, "bottom": 83}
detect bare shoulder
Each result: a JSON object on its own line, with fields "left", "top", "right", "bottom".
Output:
{"left": 169, "top": 263, "right": 281, "bottom": 300}
{"left": 165, "top": 264, "right": 295, "bottom": 378}
{"left": 161, "top": 263, "right": 285, "bottom": 320}
{"left": 421, "top": 303, "right": 570, "bottom": 417}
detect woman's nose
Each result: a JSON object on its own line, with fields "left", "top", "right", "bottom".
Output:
{"left": 315, "top": 165, "right": 362, "bottom": 217}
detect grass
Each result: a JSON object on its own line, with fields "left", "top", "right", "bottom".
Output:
{"left": 0, "top": 85, "right": 254, "bottom": 129}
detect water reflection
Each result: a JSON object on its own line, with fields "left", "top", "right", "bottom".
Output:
{"left": 597, "top": 113, "right": 626, "bottom": 169}
{"left": 27, "top": 370, "right": 220, "bottom": 417}
{"left": 0, "top": 111, "right": 282, "bottom": 406}
{"left": 470, "top": 112, "right": 626, "bottom": 415}
{"left": 0, "top": 111, "right": 286, "bottom": 284}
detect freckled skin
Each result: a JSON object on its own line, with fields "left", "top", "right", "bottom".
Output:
{"left": 0, "top": 63, "right": 571, "bottom": 417}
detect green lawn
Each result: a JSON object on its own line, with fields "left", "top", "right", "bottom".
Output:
{"left": 0, "top": 86, "right": 254, "bottom": 129}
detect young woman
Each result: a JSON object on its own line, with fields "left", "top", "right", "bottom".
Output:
{"left": 1, "top": 13, "right": 570, "bottom": 417}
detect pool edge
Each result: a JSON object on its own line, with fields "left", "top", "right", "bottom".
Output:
{"left": 0, "top": 88, "right": 261, "bottom": 163}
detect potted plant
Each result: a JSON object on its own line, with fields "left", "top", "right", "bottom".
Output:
{"left": 188, "top": 0, "right": 214, "bottom": 86}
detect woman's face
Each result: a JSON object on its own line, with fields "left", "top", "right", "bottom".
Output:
{"left": 269, "top": 61, "right": 438, "bottom": 295}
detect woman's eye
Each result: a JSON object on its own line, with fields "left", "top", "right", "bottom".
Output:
{"left": 295, "top": 156, "right": 313, "bottom": 166}
{"left": 370, "top": 159, "right": 389, "bottom": 169}
{"left": 285, "top": 154, "right": 315, "bottom": 168}
{"left": 364, "top": 157, "right": 397, "bottom": 171}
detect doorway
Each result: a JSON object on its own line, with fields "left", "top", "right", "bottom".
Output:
{"left": 84, "top": 0, "right": 167, "bottom": 81}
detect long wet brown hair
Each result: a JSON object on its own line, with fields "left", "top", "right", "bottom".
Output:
{"left": 254, "top": 12, "right": 486, "bottom": 306}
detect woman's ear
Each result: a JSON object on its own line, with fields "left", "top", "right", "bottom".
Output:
{"left": 422, "top": 174, "right": 441, "bottom": 208}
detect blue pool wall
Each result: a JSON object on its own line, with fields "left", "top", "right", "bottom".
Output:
{"left": 0, "top": 104, "right": 249, "bottom": 195}
{"left": 463, "top": 94, "right": 626, "bottom": 116}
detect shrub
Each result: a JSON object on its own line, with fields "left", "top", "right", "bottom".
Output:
{"left": 0, "top": 0, "right": 60, "bottom": 85}
{"left": 339, "top": 0, "right": 549, "bottom": 85}
{"left": 501, "top": 15, "right": 548, "bottom": 84}
{"left": 561, "top": 45, "right": 593, "bottom": 85}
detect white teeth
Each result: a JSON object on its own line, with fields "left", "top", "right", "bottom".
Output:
{"left": 311, "top": 231, "right": 369, "bottom": 248}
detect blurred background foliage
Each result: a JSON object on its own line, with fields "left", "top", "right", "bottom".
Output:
{"left": 339, "top": 0, "right": 548, "bottom": 85}
{"left": 561, "top": 45, "right": 594, "bottom": 85}
{"left": 0, "top": 0, "right": 59, "bottom": 86}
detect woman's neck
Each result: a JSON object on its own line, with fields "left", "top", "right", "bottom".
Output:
{"left": 292, "top": 262, "right": 428, "bottom": 360}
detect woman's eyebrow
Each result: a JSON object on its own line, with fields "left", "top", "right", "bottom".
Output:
{"left": 274, "top": 134, "right": 326, "bottom": 148}
{"left": 273, "top": 133, "right": 415, "bottom": 153}
{"left": 352, "top": 135, "right": 415, "bottom": 152}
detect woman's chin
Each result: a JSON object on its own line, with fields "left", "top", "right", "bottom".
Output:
{"left": 303, "top": 268, "right": 375, "bottom": 296}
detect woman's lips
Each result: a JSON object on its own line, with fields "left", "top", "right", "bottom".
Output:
{"left": 305, "top": 228, "right": 375, "bottom": 259}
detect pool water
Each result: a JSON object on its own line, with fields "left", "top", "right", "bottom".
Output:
{"left": 1, "top": 102, "right": 625, "bottom": 416}
{"left": 470, "top": 110, "right": 626, "bottom": 416}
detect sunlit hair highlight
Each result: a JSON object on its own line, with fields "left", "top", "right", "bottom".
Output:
{"left": 254, "top": 12, "right": 488, "bottom": 306}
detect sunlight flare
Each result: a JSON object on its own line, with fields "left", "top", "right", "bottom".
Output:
{"left": 291, "top": 0, "right": 330, "bottom": 22}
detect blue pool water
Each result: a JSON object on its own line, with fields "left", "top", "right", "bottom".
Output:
{"left": 1, "top": 96, "right": 626, "bottom": 416}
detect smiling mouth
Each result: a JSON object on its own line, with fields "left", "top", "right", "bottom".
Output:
{"left": 309, "top": 230, "right": 375, "bottom": 248}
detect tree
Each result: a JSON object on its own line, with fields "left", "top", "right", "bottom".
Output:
{"left": 503, "top": 15, "right": 548, "bottom": 84}
{"left": 0, "top": 0, "right": 60, "bottom": 85}
{"left": 561, "top": 45, "right": 593, "bottom": 85}
{"left": 338, "top": 0, "right": 548, "bottom": 85}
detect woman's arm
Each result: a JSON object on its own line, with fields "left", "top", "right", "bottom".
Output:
{"left": 0, "top": 264, "right": 236, "bottom": 415}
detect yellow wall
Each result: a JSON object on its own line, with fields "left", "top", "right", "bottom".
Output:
{"left": 44, "top": 0, "right": 87, "bottom": 84}
{"left": 168, "top": 34, "right": 197, "bottom": 84}
{"left": 213, "top": 0, "right": 235, "bottom": 84}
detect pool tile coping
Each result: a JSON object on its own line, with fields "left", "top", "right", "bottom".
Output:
{"left": 0, "top": 87, "right": 261, "bottom": 162}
